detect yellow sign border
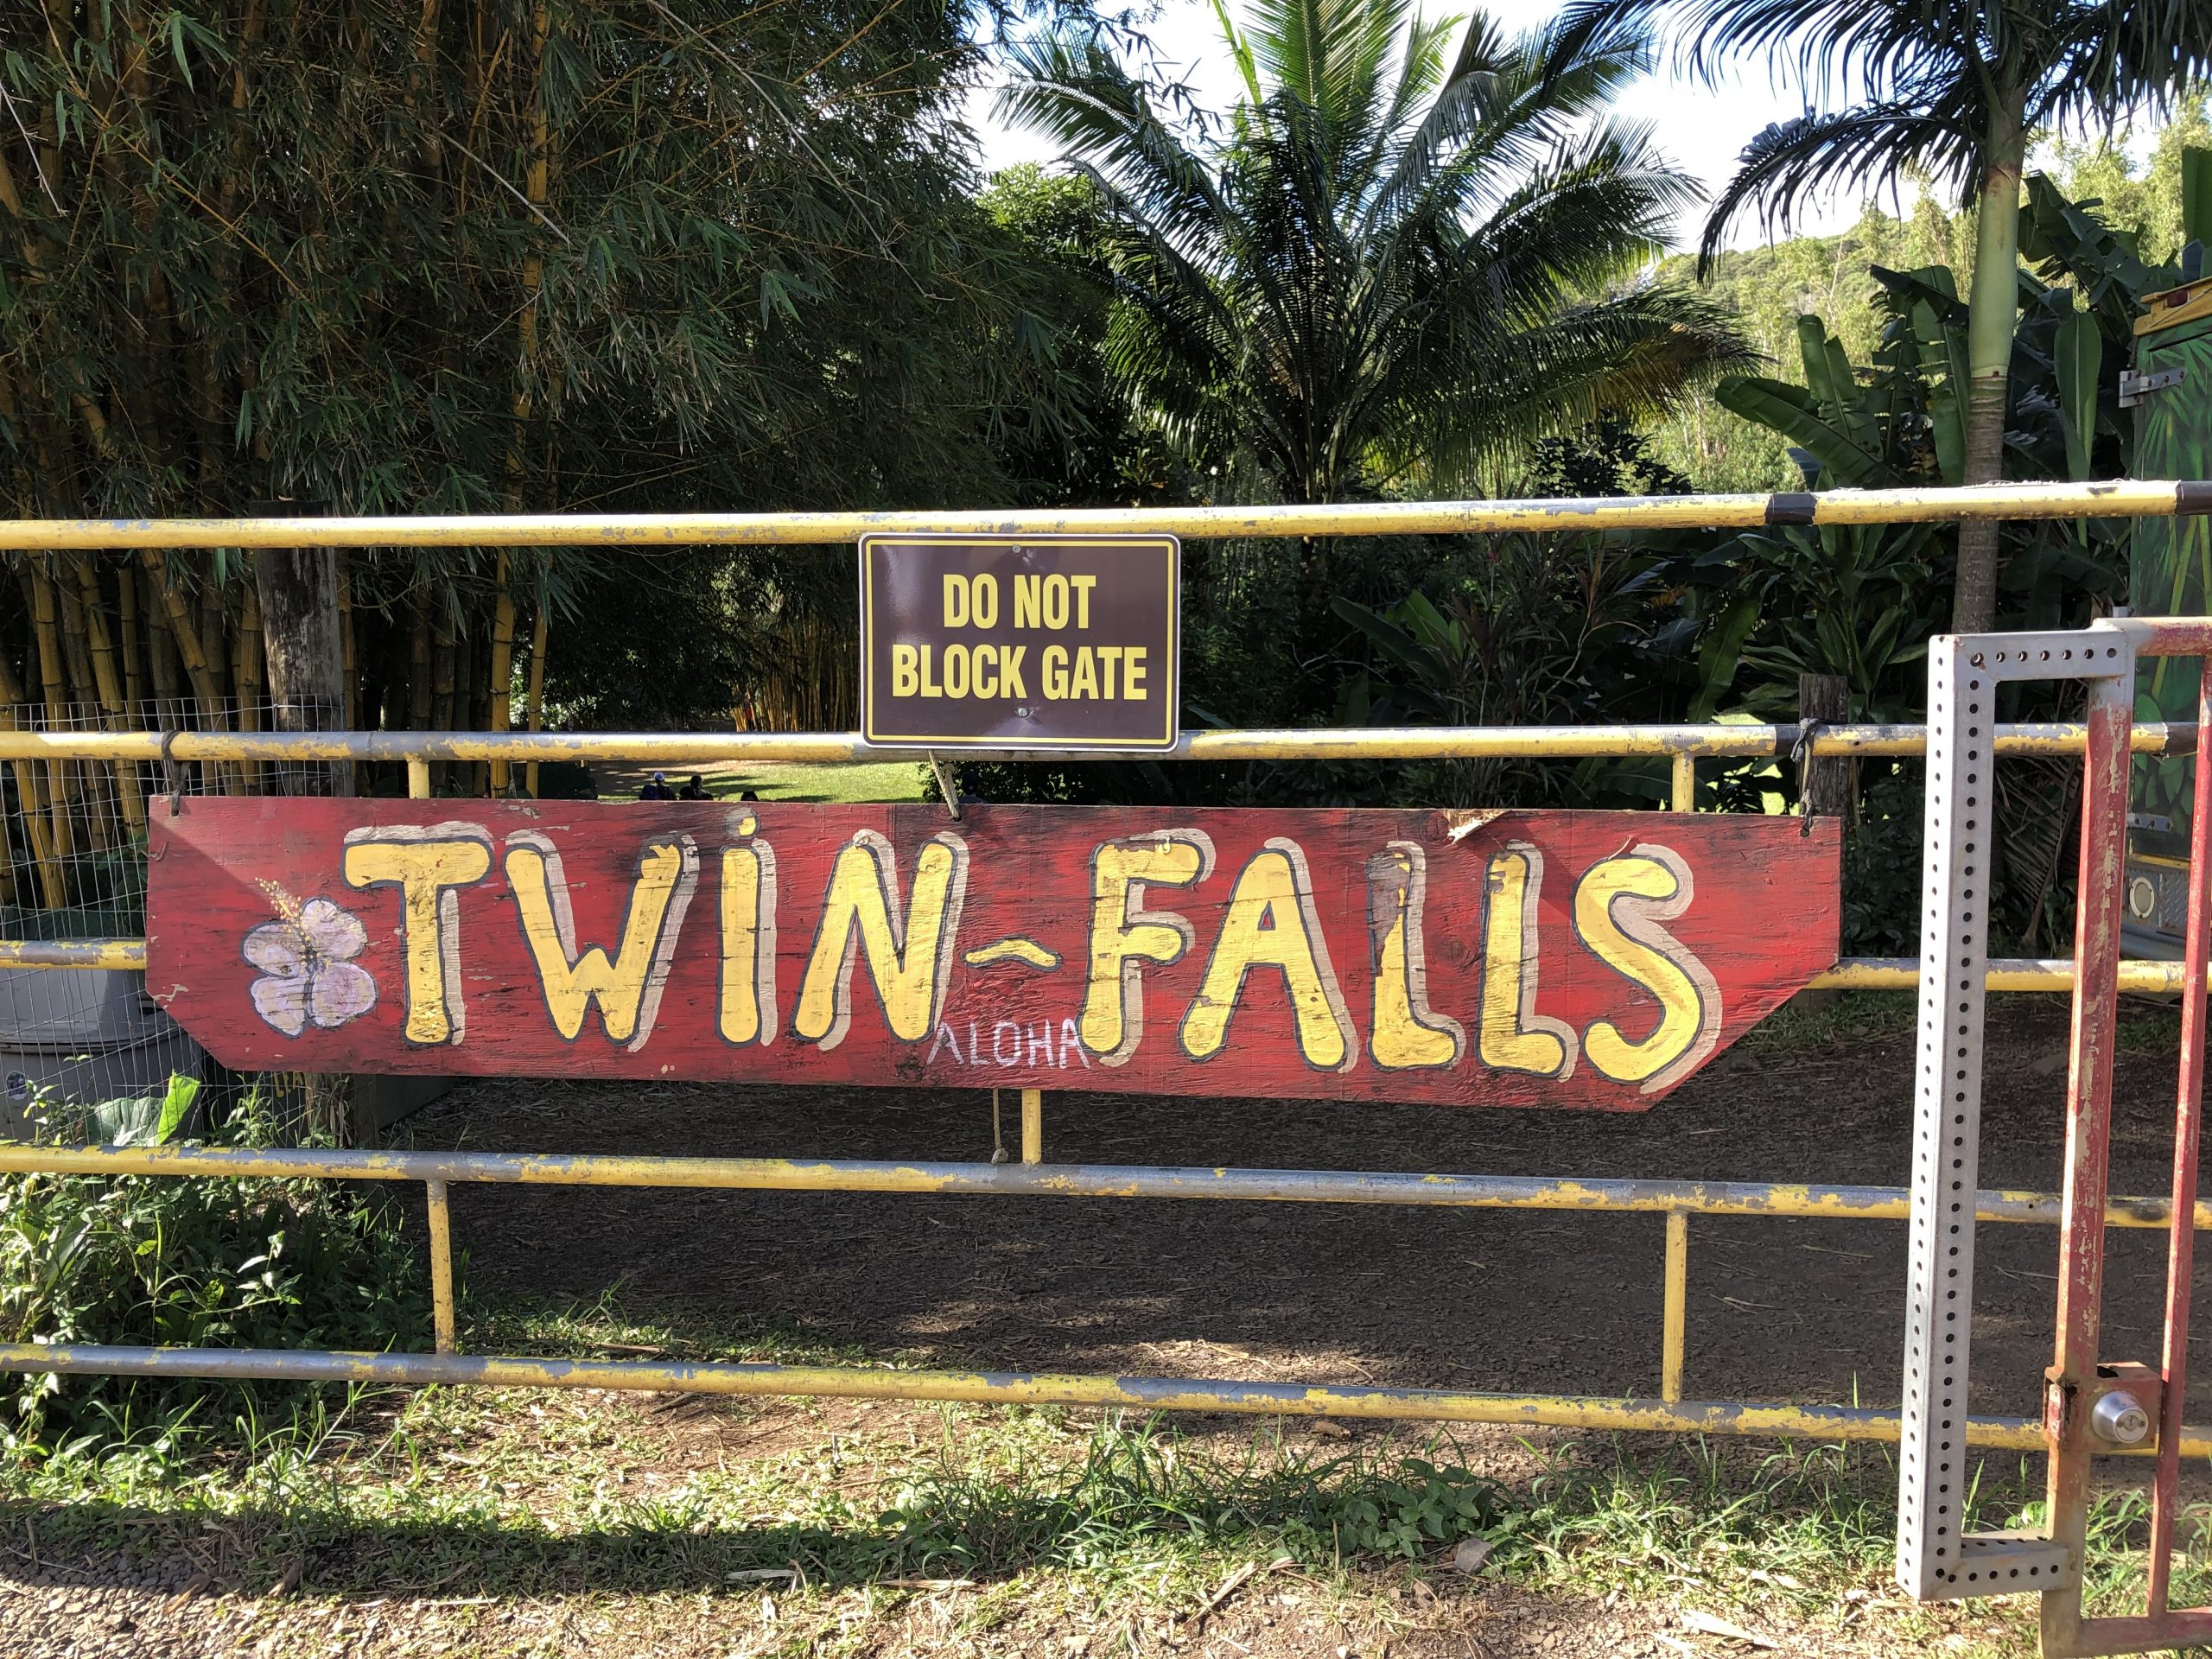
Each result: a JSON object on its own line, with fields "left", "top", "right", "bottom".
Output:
{"left": 857, "top": 532, "right": 1181, "bottom": 751}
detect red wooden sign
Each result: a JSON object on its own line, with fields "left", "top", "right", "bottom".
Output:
{"left": 146, "top": 800, "right": 1840, "bottom": 1111}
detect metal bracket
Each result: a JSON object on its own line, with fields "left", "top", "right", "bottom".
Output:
{"left": 927, "top": 753, "right": 960, "bottom": 821}
{"left": 2120, "top": 367, "right": 2185, "bottom": 408}
{"left": 1898, "top": 629, "right": 2133, "bottom": 1604}
{"left": 159, "top": 729, "right": 187, "bottom": 815}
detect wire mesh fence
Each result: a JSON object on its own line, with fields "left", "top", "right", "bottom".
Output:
{"left": 0, "top": 698, "right": 342, "bottom": 1128}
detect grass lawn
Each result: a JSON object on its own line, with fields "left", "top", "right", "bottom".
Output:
{"left": 591, "top": 759, "right": 929, "bottom": 804}
{"left": 9, "top": 1283, "right": 2210, "bottom": 1658}
{"left": 0, "top": 1294, "right": 2111, "bottom": 1659}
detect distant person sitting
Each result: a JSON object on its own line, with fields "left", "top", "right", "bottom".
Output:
{"left": 639, "top": 771, "right": 676, "bottom": 802}
{"left": 678, "top": 772, "right": 710, "bottom": 800}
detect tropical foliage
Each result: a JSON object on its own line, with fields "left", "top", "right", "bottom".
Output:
{"left": 1002, "top": 0, "right": 1746, "bottom": 509}
{"left": 0, "top": 0, "right": 1108, "bottom": 785}
{"left": 1585, "top": 0, "right": 2212, "bottom": 632}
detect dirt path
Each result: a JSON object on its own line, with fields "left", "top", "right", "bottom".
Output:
{"left": 408, "top": 996, "right": 2197, "bottom": 1421}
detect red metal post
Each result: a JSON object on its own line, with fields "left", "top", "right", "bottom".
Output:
{"left": 2044, "top": 669, "right": 2133, "bottom": 1656}
{"left": 2147, "top": 659, "right": 2212, "bottom": 1616}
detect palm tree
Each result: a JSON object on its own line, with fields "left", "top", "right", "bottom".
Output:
{"left": 998, "top": 0, "right": 1747, "bottom": 529}
{"left": 1579, "top": 0, "right": 2212, "bottom": 633}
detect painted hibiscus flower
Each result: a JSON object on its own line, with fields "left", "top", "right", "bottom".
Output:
{"left": 243, "top": 897, "right": 378, "bottom": 1037}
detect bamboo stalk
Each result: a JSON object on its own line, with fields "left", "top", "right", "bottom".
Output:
{"left": 54, "top": 562, "right": 97, "bottom": 705}
{"left": 489, "top": 554, "right": 515, "bottom": 794}
{"left": 53, "top": 565, "right": 114, "bottom": 853}
{"left": 430, "top": 612, "right": 455, "bottom": 793}
{"left": 117, "top": 559, "right": 145, "bottom": 709}
{"left": 409, "top": 601, "right": 432, "bottom": 729}
{"left": 524, "top": 601, "right": 548, "bottom": 798}
{"left": 137, "top": 551, "right": 222, "bottom": 708}
{"left": 73, "top": 558, "right": 144, "bottom": 836}
{"left": 198, "top": 584, "right": 228, "bottom": 706}
{"left": 234, "top": 577, "right": 264, "bottom": 791}
{"left": 337, "top": 552, "right": 355, "bottom": 728}
{"left": 0, "top": 648, "right": 62, "bottom": 911}
{"left": 453, "top": 611, "right": 479, "bottom": 794}
{"left": 28, "top": 562, "right": 79, "bottom": 884}
{"left": 430, "top": 616, "right": 455, "bottom": 729}
{"left": 138, "top": 550, "right": 228, "bottom": 800}
{"left": 141, "top": 563, "right": 181, "bottom": 708}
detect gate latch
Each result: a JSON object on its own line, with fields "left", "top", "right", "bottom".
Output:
{"left": 2120, "top": 367, "right": 2187, "bottom": 407}
{"left": 2084, "top": 1361, "right": 2160, "bottom": 1446}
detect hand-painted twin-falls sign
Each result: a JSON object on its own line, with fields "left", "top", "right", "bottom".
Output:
{"left": 147, "top": 801, "right": 1840, "bottom": 1110}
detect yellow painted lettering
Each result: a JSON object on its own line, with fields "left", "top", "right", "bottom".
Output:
{"left": 719, "top": 822, "right": 778, "bottom": 1048}
{"left": 341, "top": 823, "right": 493, "bottom": 1046}
{"left": 1478, "top": 842, "right": 1576, "bottom": 1078}
{"left": 1575, "top": 845, "right": 1721, "bottom": 1092}
{"left": 944, "top": 643, "right": 970, "bottom": 698}
{"left": 943, "top": 574, "right": 969, "bottom": 627}
{"left": 1095, "top": 645, "right": 1122, "bottom": 698}
{"left": 969, "top": 573, "right": 999, "bottom": 629}
{"left": 793, "top": 830, "right": 969, "bottom": 1050}
{"left": 1042, "top": 644, "right": 1068, "bottom": 699}
{"left": 1014, "top": 573, "right": 1042, "bottom": 628}
{"left": 1071, "top": 573, "right": 1096, "bottom": 628}
{"left": 1042, "top": 573, "right": 1068, "bottom": 628}
{"left": 1180, "top": 839, "right": 1354, "bottom": 1071}
{"left": 892, "top": 643, "right": 919, "bottom": 698}
{"left": 1123, "top": 647, "right": 1146, "bottom": 699}
{"left": 1078, "top": 830, "right": 1213, "bottom": 1065}
{"left": 1070, "top": 646, "right": 1098, "bottom": 699}
{"left": 504, "top": 831, "right": 699, "bottom": 1049}
{"left": 999, "top": 645, "right": 1027, "bottom": 699}
{"left": 919, "top": 644, "right": 941, "bottom": 697}
{"left": 972, "top": 644, "right": 998, "bottom": 699}
{"left": 1366, "top": 842, "right": 1464, "bottom": 1070}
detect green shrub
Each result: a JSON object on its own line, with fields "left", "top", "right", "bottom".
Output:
{"left": 0, "top": 1084, "right": 427, "bottom": 1461}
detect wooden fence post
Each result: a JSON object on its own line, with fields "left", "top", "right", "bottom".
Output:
{"left": 1797, "top": 672, "right": 1853, "bottom": 820}
{"left": 250, "top": 501, "right": 353, "bottom": 799}
{"left": 250, "top": 500, "right": 355, "bottom": 1144}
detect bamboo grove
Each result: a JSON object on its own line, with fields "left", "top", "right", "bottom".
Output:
{"left": 0, "top": 0, "right": 1101, "bottom": 869}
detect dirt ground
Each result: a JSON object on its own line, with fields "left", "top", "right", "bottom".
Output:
{"left": 409, "top": 995, "right": 2201, "bottom": 1421}
{"left": 0, "top": 995, "right": 2199, "bottom": 1658}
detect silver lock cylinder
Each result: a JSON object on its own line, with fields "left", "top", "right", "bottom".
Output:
{"left": 2090, "top": 1389, "right": 2152, "bottom": 1446}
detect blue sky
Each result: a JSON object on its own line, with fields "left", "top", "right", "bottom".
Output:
{"left": 965, "top": 0, "right": 1897, "bottom": 250}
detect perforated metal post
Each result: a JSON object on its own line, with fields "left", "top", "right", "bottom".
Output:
{"left": 1899, "top": 632, "right": 2131, "bottom": 1603}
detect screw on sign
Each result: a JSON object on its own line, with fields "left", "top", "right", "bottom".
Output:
{"left": 148, "top": 800, "right": 1840, "bottom": 1109}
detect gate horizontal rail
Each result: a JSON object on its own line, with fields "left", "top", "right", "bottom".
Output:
{"left": 0, "top": 1146, "right": 2203, "bottom": 1456}
{"left": 0, "top": 718, "right": 2195, "bottom": 765}
{"left": 2, "top": 719, "right": 2202, "bottom": 988}
{"left": 0, "top": 1145, "right": 2202, "bottom": 1228}
{"left": 1, "top": 479, "right": 2202, "bottom": 548}
{"left": 0, "top": 1343, "right": 2179, "bottom": 1457}
{"left": 7, "top": 500, "right": 2207, "bottom": 1493}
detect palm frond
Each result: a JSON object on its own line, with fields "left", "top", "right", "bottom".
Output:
{"left": 1695, "top": 104, "right": 1976, "bottom": 274}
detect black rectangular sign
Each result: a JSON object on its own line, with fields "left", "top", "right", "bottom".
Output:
{"left": 858, "top": 534, "right": 1180, "bottom": 751}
